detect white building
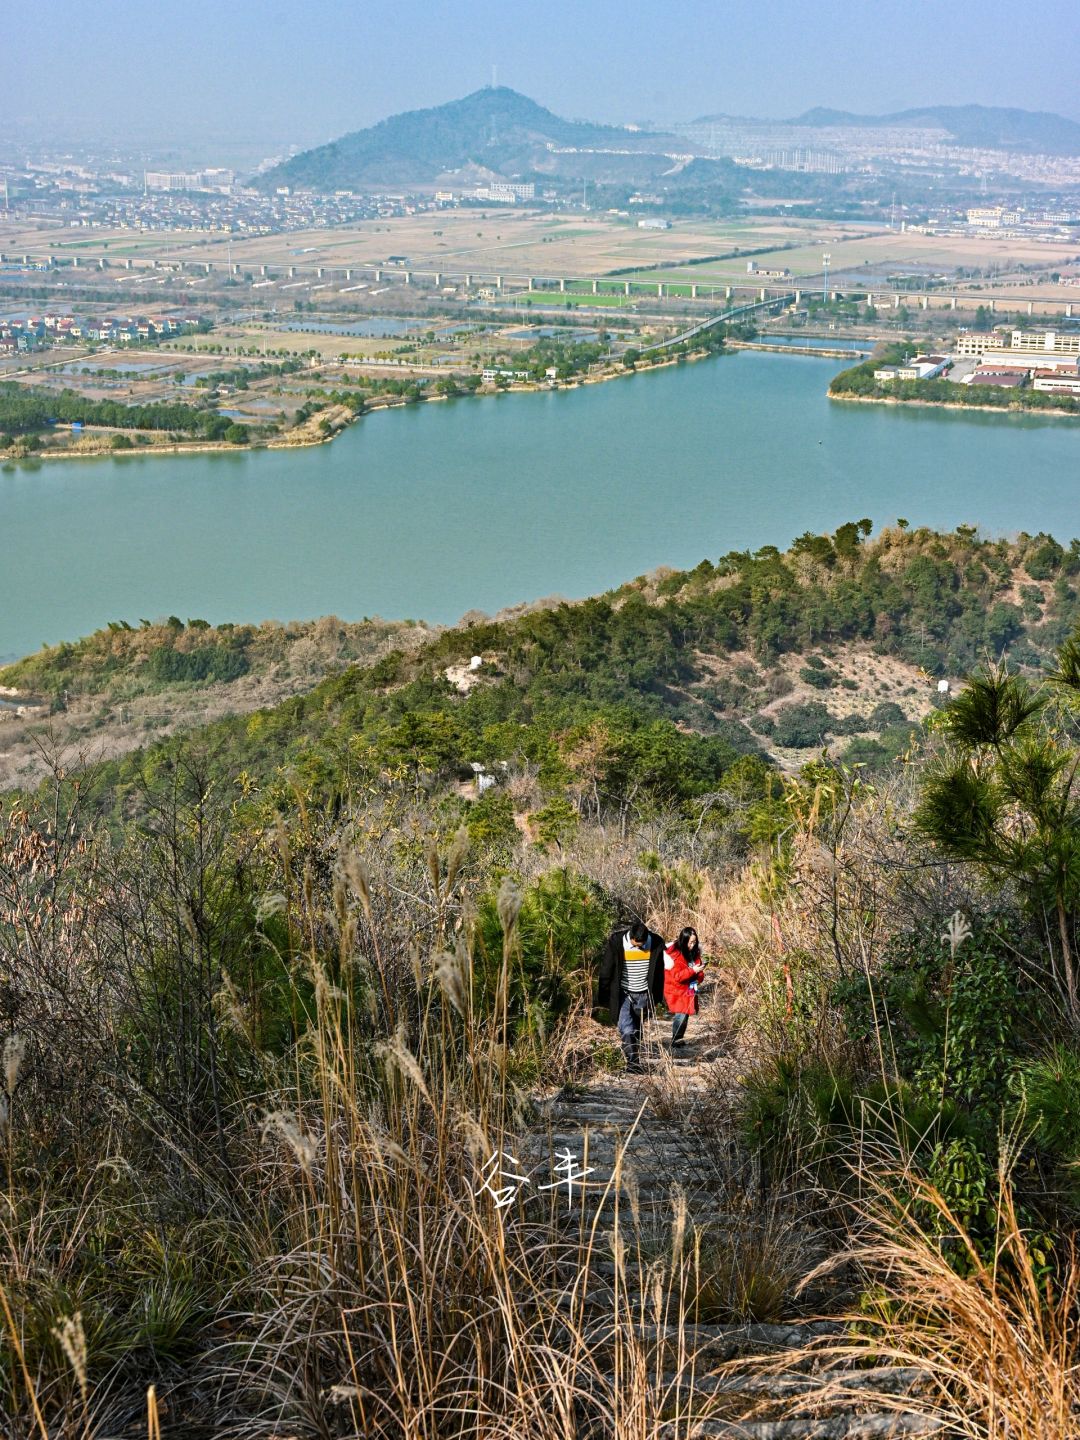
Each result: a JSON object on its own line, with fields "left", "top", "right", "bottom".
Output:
{"left": 877, "top": 355, "right": 949, "bottom": 382}
{"left": 954, "top": 330, "right": 1080, "bottom": 369}
{"left": 1032, "top": 368, "right": 1080, "bottom": 395}
{"left": 473, "top": 182, "right": 535, "bottom": 204}
{"left": 1009, "top": 329, "right": 1080, "bottom": 355}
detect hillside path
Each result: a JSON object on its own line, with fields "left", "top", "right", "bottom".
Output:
{"left": 526, "top": 1010, "right": 938, "bottom": 1440}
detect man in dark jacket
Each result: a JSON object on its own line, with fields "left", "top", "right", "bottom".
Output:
{"left": 596, "top": 919, "right": 666, "bottom": 1072}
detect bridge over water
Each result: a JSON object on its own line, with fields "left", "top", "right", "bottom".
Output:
{"left": 637, "top": 294, "right": 798, "bottom": 354}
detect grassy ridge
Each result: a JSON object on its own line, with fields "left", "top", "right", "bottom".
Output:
{"left": 0, "top": 613, "right": 431, "bottom": 702}
{"left": 37, "top": 521, "right": 1079, "bottom": 817}
{"left": 3, "top": 522, "right": 1080, "bottom": 1435}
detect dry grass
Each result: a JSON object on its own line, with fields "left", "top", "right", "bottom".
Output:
{"left": 215, "top": 967, "right": 743, "bottom": 1439}
{"left": 748, "top": 1162, "right": 1080, "bottom": 1438}
{"left": 1, "top": 744, "right": 1074, "bottom": 1438}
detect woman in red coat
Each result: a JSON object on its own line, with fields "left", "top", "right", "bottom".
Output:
{"left": 663, "top": 927, "right": 705, "bottom": 1047}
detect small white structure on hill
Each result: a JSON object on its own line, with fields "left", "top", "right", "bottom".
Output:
{"left": 470, "top": 761, "right": 496, "bottom": 795}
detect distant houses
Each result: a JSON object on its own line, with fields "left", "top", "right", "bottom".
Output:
{"left": 954, "top": 328, "right": 1080, "bottom": 392}
{"left": 0, "top": 312, "right": 195, "bottom": 352}
{"left": 871, "top": 330, "right": 1080, "bottom": 399}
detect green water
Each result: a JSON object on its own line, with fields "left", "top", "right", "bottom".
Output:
{"left": 2, "top": 351, "right": 1079, "bottom": 660}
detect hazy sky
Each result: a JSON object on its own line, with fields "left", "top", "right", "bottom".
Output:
{"left": 8, "top": 0, "right": 1080, "bottom": 154}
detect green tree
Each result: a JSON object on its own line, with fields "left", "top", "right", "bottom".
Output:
{"left": 915, "top": 648, "right": 1080, "bottom": 1018}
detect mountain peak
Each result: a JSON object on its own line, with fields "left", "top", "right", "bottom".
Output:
{"left": 256, "top": 88, "right": 671, "bottom": 192}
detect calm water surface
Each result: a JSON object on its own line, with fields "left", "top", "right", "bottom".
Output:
{"left": 2, "top": 351, "right": 1079, "bottom": 659}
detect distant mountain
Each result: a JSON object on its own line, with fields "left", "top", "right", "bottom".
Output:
{"left": 256, "top": 87, "right": 676, "bottom": 192}
{"left": 789, "top": 104, "right": 1080, "bottom": 155}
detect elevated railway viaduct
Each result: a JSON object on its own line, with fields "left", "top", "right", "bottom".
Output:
{"left": 4, "top": 253, "right": 1077, "bottom": 319}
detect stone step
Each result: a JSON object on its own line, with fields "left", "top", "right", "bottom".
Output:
{"left": 637, "top": 1321, "right": 846, "bottom": 1359}
{"left": 663, "top": 1414, "right": 942, "bottom": 1439}
{"left": 554, "top": 1315, "right": 843, "bottom": 1352}
{"left": 657, "top": 1367, "right": 929, "bottom": 1402}
{"left": 539, "top": 1114, "right": 653, "bottom": 1129}
{"left": 531, "top": 1126, "right": 690, "bottom": 1143}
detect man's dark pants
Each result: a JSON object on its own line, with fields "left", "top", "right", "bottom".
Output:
{"left": 617, "top": 989, "right": 654, "bottom": 1066}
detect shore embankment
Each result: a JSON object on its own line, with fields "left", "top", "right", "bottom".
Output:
{"left": 729, "top": 339, "right": 869, "bottom": 359}
{"left": 829, "top": 392, "right": 1080, "bottom": 421}
{"left": 2, "top": 342, "right": 726, "bottom": 465}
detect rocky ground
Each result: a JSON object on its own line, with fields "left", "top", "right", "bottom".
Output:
{"left": 527, "top": 1008, "right": 938, "bottom": 1439}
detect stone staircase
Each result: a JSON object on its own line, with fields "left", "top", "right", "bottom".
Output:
{"left": 526, "top": 1014, "right": 939, "bottom": 1440}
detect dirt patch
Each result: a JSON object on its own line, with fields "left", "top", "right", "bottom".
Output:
{"left": 0, "top": 622, "right": 436, "bottom": 793}
{"left": 445, "top": 658, "right": 490, "bottom": 694}
{"left": 762, "top": 645, "right": 935, "bottom": 723}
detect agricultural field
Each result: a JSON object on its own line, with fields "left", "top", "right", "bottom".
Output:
{"left": 172, "top": 324, "right": 413, "bottom": 361}
{"left": 1, "top": 211, "right": 863, "bottom": 281}
{"left": 636, "top": 228, "right": 1080, "bottom": 299}
{"left": 5, "top": 213, "right": 1079, "bottom": 309}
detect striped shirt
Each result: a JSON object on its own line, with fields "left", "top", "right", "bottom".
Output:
{"left": 621, "top": 933, "right": 652, "bottom": 993}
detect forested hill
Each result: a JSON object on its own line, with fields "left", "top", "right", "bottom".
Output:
{"left": 16, "top": 522, "right": 1080, "bottom": 823}
{"left": 255, "top": 87, "right": 675, "bottom": 192}
{"left": 790, "top": 103, "right": 1080, "bottom": 156}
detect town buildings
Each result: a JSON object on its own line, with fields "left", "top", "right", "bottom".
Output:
{"left": 1032, "top": 367, "right": 1080, "bottom": 395}
{"left": 0, "top": 312, "right": 194, "bottom": 352}
{"left": 955, "top": 329, "right": 1080, "bottom": 360}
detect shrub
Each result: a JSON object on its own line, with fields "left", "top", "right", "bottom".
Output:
{"left": 1012, "top": 1045, "right": 1080, "bottom": 1170}
{"left": 800, "top": 664, "right": 837, "bottom": 689}
{"left": 471, "top": 868, "right": 614, "bottom": 1046}
{"left": 464, "top": 788, "right": 518, "bottom": 850}
{"left": 1026, "top": 539, "right": 1064, "bottom": 580}
{"left": 830, "top": 713, "right": 866, "bottom": 736}
{"left": 145, "top": 644, "right": 250, "bottom": 684}
{"left": 843, "top": 736, "right": 889, "bottom": 768}
{"left": 771, "top": 701, "right": 832, "bottom": 748}
{"left": 867, "top": 701, "right": 907, "bottom": 730}
{"left": 836, "top": 916, "right": 1024, "bottom": 1113}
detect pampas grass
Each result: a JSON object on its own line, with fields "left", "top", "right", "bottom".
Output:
{"left": 750, "top": 1160, "right": 1080, "bottom": 1440}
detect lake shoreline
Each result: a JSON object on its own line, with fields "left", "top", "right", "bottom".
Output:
{"left": 1, "top": 344, "right": 716, "bottom": 467}
{"left": 8, "top": 347, "right": 1077, "bottom": 473}
{"left": 6, "top": 349, "right": 1080, "bottom": 665}
{"left": 829, "top": 392, "right": 1080, "bottom": 421}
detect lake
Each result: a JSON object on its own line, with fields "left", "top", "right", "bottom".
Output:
{"left": 2, "top": 351, "right": 1079, "bottom": 661}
